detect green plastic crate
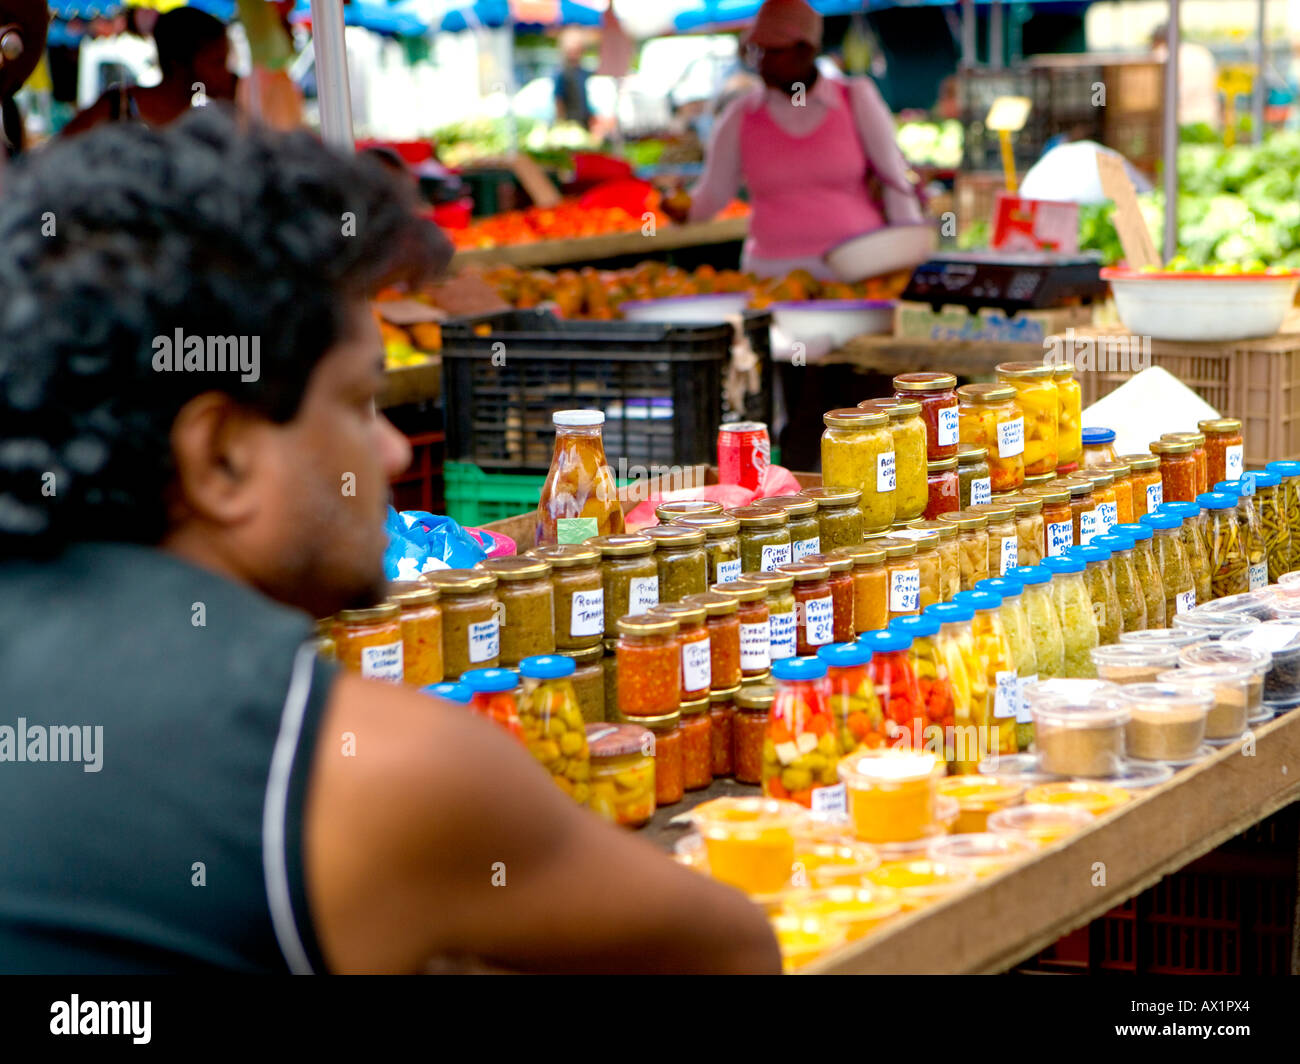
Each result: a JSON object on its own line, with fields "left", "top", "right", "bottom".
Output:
{"left": 444, "top": 461, "right": 545, "bottom": 528}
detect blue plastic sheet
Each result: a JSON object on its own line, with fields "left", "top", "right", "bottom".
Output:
{"left": 384, "top": 507, "right": 487, "bottom": 580}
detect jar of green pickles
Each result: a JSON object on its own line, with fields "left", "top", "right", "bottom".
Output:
{"left": 761, "top": 494, "right": 822, "bottom": 560}
{"left": 641, "top": 525, "right": 708, "bottom": 604}
{"left": 1160, "top": 502, "right": 1212, "bottom": 607}
{"left": 727, "top": 504, "right": 793, "bottom": 573}
{"left": 1200, "top": 492, "right": 1251, "bottom": 598}
{"left": 654, "top": 499, "right": 723, "bottom": 524}
{"left": 798, "top": 485, "right": 865, "bottom": 552}
{"left": 1112, "top": 521, "right": 1166, "bottom": 628}
{"left": 672, "top": 513, "right": 742, "bottom": 586}
{"left": 526, "top": 543, "right": 604, "bottom": 651}
{"left": 1040, "top": 556, "right": 1099, "bottom": 677}
{"left": 957, "top": 444, "right": 992, "bottom": 509}
{"left": 1090, "top": 534, "right": 1147, "bottom": 635}
{"left": 559, "top": 642, "right": 607, "bottom": 724}
{"left": 1266, "top": 460, "right": 1300, "bottom": 569}
{"left": 820, "top": 408, "right": 896, "bottom": 533}
{"left": 861, "top": 397, "right": 927, "bottom": 521}
{"left": 976, "top": 577, "right": 1038, "bottom": 750}
{"left": 478, "top": 556, "right": 556, "bottom": 667}
{"left": 1251, "top": 470, "right": 1291, "bottom": 582}
{"left": 587, "top": 533, "right": 659, "bottom": 637}
{"left": 1140, "top": 511, "right": 1196, "bottom": 618}
{"left": 1217, "top": 481, "right": 1269, "bottom": 592}
{"left": 1010, "top": 565, "right": 1065, "bottom": 682}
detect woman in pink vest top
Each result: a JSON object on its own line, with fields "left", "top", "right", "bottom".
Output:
{"left": 686, "top": 0, "right": 924, "bottom": 471}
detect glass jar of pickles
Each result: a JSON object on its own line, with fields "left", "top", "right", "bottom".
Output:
{"left": 679, "top": 696, "right": 713, "bottom": 792}
{"left": 1200, "top": 418, "right": 1245, "bottom": 486}
{"left": 727, "top": 504, "right": 794, "bottom": 573}
{"left": 1096, "top": 460, "right": 1134, "bottom": 526}
{"left": 708, "top": 685, "right": 739, "bottom": 777}
{"left": 334, "top": 602, "right": 405, "bottom": 682}
{"left": 891, "top": 614, "right": 961, "bottom": 750}
{"left": 1091, "top": 533, "right": 1148, "bottom": 635}
{"left": 833, "top": 543, "right": 889, "bottom": 634}
{"left": 892, "top": 528, "right": 942, "bottom": 610}
{"left": 1011, "top": 565, "right": 1065, "bottom": 682}
{"left": 882, "top": 537, "right": 922, "bottom": 621}
{"left": 648, "top": 601, "right": 712, "bottom": 702}
{"left": 1164, "top": 431, "right": 1208, "bottom": 496}
{"left": 765, "top": 656, "right": 843, "bottom": 810}
{"left": 995, "top": 361, "right": 1059, "bottom": 477}
{"left": 615, "top": 613, "right": 681, "bottom": 719}
{"left": 536, "top": 409, "right": 626, "bottom": 545}
{"left": 861, "top": 398, "right": 928, "bottom": 521}
{"left": 1216, "top": 483, "right": 1268, "bottom": 592}
{"left": 654, "top": 499, "right": 723, "bottom": 524}
{"left": 798, "top": 486, "right": 865, "bottom": 552}
{"left": 518, "top": 655, "right": 591, "bottom": 802}
{"left": 1113, "top": 522, "right": 1167, "bottom": 628}
{"left": 817, "top": 640, "right": 879, "bottom": 756}
{"left": 1162, "top": 502, "right": 1213, "bottom": 606}
{"left": 1267, "top": 460, "right": 1300, "bottom": 569}
{"left": 479, "top": 556, "right": 555, "bottom": 667}
{"left": 975, "top": 578, "right": 1038, "bottom": 751}
{"left": 939, "top": 511, "right": 990, "bottom": 592}
{"left": 1053, "top": 364, "right": 1083, "bottom": 467}
{"left": 1060, "top": 476, "right": 1099, "bottom": 546}
{"left": 968, "top": 502, "right": 1019, "bottom": 577}
{"left": 644, "top": 711, "right": 684, "bottom": 807}
{"left": 894, "top": 371, "right": 959, "bottom": 460}
{"left": 1141, "top": 510, "right": 1196, "bottom": 617}
{"left": 951, "top": 587, "right": 1019, "bottom": 756}
{"left": 462, "top": 667, "right": 525, "bottom": 741}
{"left": 1151, "top": 438, "right": 1198, "bottom": 504}
{"left": 957, "top": 383, "right": 1025, "bottom": 492}
{"left": 712, "top": 579, "right": 771, "bottom": 679}
{"left": 926, "top": 457, "right": 960, "bottom": 519}
{"left": 526, "top": 544, "right": 603, "bottom": 651}
{"left": 1027, "top": 484, "right": 1074, "bottom": 558}
{"left": 761, "top": 494, "right": 821, "bottom": 561}
{"left": 588, "top": 533, "right": 658, "bottom": 636}
{"left": 1040, "top": 556, "right": 1099, "bottom": 678}
{"left": 746, "top": 570, "right": 798, "bottom": 662}
{"left": 909, "top": 518, "right": 960, "bottom": 602}
{"left": 1083, "top": 469, "right": 1118, "bottom": 536}
{"left": 387, "top": 581, "right": 443, "bottom": 686}
{"left": 641, "top": 524, "right": 708, "bottom": 604}
{"left": 1251, "top": 471, "right": 1290, "bottom": 582}
{"left": 1006, "top": 493, "right": 1046, "bottom": 565}
{"left": 1074, "top": 543, "right": 1123, "bottom": 644}
{"left": 820, "top": 408, "right": 897, "bottom": 533}
{"left": 559, "top": 642, "right": 606, "bottom": 724}
{"left": 1081, "top": 426, "right": 1118, "bottom": 468}
{"left": 923, "top": 601, "right": 983, "bottom": 771}
{"left": 427, "top": 569, "right": 500, "bottom": 679}
{"left": 733, "top": 683, "right": 774, "bottom": 784}
{"left": 682, "top": 590, "right": 742, "bottom": 691}
{"left": 957, "top": 443, "right": 993, "bottom": 509}
{"left": 585, "top": 722, "right": 655, "bottom": 827}
{"left": 671, "top": 514, "right": 742, "bottom": 586}
{"left": 803, "top": 552, "right": 856, "bottom": 643}
{"left": 1201, "top": 492, "right": 1251, "bottom": 598}
{"left": 1123, "top": 453, "right": 1163, "bottom": 518}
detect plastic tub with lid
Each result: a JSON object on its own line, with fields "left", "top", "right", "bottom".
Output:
{"left": 1026, "top": 689, "right": 1129, "bottom": 778}
{"left": 926, "top": 832, "right": 1035, "bottom": 879}
{"left": 1114, "top": 683, "right": 1214, "bottom": 762}
{"left": 1220, "top": 624, "right": 1300, "bottom": 709}
{"left": 1100, "top": 267, "right": 1300, "bottom": 342}
{"left": 987, "top": 803, "right": 1096, "bottom": 848}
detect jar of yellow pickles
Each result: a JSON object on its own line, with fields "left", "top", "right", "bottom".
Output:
{"left": 957, "top": 383, "right": 1025, "bottom": 493}
{"left": 860, "top": 398, "right": 928, "bottom": 521}
{"left": 1053, "top": 363, "right": 1083, "bottom": 467}
{"left": 953, "top": 588, "right": 1018, "bottom": 755}
{"left": 925, "top": 600, "right": 986, "bottom": 772}
{"left": 995, "top": 361, "right": 1058, "bottom": 477}
{"left": 938, "top": 510, "right": 990, "bottom": 592}
{"left": 820, "top": 408, "right": 897, "bottom": 533}
{"left": 585, "top": 722, "right": 655, "bottom": 827}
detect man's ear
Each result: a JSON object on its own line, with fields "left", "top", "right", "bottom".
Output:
{"left": 167, "top": 392, "right": 266, "bottom": 527}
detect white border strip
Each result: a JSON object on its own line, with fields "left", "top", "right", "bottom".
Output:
{"left": 262, "top": 641, "right": 319, "bottom": 975}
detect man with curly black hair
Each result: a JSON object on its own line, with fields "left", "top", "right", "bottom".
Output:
{"left": 0, "top": 110, "right": 780, "bottom": 975}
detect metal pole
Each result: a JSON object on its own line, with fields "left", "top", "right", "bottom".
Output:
{"left": 1162, "top": 0, "right": 1180, "bottom": 263}
{"left": 309, "top": 0, "right": 354, "bottom": 150}
{"left": 960, "top": 0, "right": 976, "bottom": 69}
{"left": 1253, "top": 0, "right": 1267, "bottom": 142}
{"left": 990, "top": 1, "right": 1003, "bottom": 71}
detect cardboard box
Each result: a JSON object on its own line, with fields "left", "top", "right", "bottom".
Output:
{"left": 894, "top": 301, "right": 1094, "bottom": 345}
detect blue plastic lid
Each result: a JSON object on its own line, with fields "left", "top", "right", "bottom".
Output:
{"left": 1253, "top": 470, "right": 1280, "bottom": 488}
{"left": 1008, "top": 564, "right": 1051, "bottom": 585}
{"left": 1041, "top": 555, "right": 1085, "bottom": 574}
{"left": 424, "top": 682, "right": 472, "bottom": 704}
{"left": 518, "top": 654, "right": 576, "bottom": 679}
{"left": 1197, "top": 491, "right": 1237, "bottom": 511}
{"left": 977, "top": 577, "right": 1023, "bottom": 597}
{"left": 890, "top": 613, "right": 940, "bottom": 638}
{"left": 1092, "top": 533, "right": 1132, "bottom": 552}
{"left": 817, "top": 641, "right": 872, "bottom": 668}
{"left": 925, "top": 601, "right": 974, "bottom": 623}
{"left": 1161, "top": 501, "right": 1200, "bottom": 520}
{"left": 1112, "top": 521, "right": 1153, "bottom": 542}
{"left": 1076, "top": 544, "right": 1112, "bottom": 563}
{"left": 1082, "top": 426, "right": 1116, "bottom": 445}
{"left": 953, "top": 589, "right": 1002, "bottom": 610}
{"left": 1140, "top": 510, "right": 1181, "bottom": 530}
{"left": 861, "top": 628, "right": 913, "bottom": 653}
{"left": 771, "top": 656, "right": 828, "bottom": 681}
{"left": 1267, "top": 460, "right": 1300, "bottom": 477}
{"left": 460, "top": 668, "right": 519, "bottom": 693}
{"left": 1217, "top": 477, "right": 1255, "bottom": 496}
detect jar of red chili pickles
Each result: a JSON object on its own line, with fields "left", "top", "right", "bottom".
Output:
{"left": 709, "top": 684, "right": 739, "bottom": 777}
{"left": 1199, "top": 418, "right": 1245, "bottom": 486}
{"left": 834, "top": 543, "right": 889, "bottom": 634}
{"left": 926, "top": 456, "right": 959, "bottom": 519}
{"left": 862, "top": 627, "right": 923, "bottom": 749}
{"left": 776, "top": 561, "right": 836, "bottom": 656}
{"left": 764, "top": 657, "right": 844, "bottom": 812}
{"left": 1123, "top": 453, "right": 1164, "bottom": 517}
{"left": 893, "top": 371, "right": 960, "bottom": 460}
{"left": 615, "top": 614, "right": 680, "bottom": 719}
{"left": 817, "top": 640, "right": 877, "bottom": 757}
{"left": 1162, "top": 432, "right": 1208, "bottom": 496}
{"left": 679, "top": 696, "right": 713, "bottom": 791}
{"left": 802, "top": 552, "right": 855, "bottom": 643}
{"left": 648, "top": 601, "right": 712, "bottom": 702}
{"left": 1151, "top": 438, "right": 1198, "bottom": 504}
{"left": 644, "top": 711, "right": 684, "bottom": 806}
{"left": 733, "top": 683, "right": 774, "bottom": 784}
{"left": 712, "top": 579, "right": 771, "bottom": 678}
{"left": 681, "top": 590, "right": 742, "bottom": 690}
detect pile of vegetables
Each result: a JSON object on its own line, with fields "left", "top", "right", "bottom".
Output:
{"left": 896, "top": 119, "right": 964, "bottom": 169}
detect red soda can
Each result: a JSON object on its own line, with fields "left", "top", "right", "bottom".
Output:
{"left": 718, "top": 422, "right": 770, "bottom": 491}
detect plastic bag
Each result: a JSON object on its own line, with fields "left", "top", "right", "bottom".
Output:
{"left": 384, "top": 508, "right": 487, "bottom": 581}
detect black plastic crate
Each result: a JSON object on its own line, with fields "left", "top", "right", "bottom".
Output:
{"left": 441, "top": 309, "right": 771, "bottom": 475}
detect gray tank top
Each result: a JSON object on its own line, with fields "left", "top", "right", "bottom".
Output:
{"left": 0, "top": 542, "right": 335, "bottom": 972}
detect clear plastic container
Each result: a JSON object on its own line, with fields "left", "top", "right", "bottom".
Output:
{"left": 770, "top": 910, "right": 849, "bottom": 972}
{"left": 1118, "top": 627, "right": 1207, "bottom": 651}
{"left": 1028, "top": 694, "right": 1130, "bottom": 778}
{"left": 1114, "top": 682, "right": 1214, "bottom": 762}
{"left": 781, "top": 885, "right": 902, "bottom": 943}
{"left": 1090, "top": 643, "right": 1180, "bottom": 685}
{"left": 1195, "top": 588, "right": 1277, "bottom": 621}
{"left": 1220, "top": 625, "right": 1300, "bottom": 708}
{"left": 689, "top": 796, "right": 806, "bottom": 895}
{"left": 1156, "top": 667, "right": 1252, "bottom": 742}
{"left": 987, "top": 803, "right": 1097, "bottom": 849}
{"left": 838, "top": 749, "right": 946, "bottom": 844}
{"left": 937, "top": 775, "right": 1026, "bottom": 834}
{"left": 1172, "top": 611, "right": 1261, "bottom": 640}
{"left": 1181, "top": 640, "right": 1273, "bottom": 716}
{"left": 865, "top": 858, "right": 975, "bottom": 911}
{"left": 1023, "top": 781, "right": 1131, "bottom": 817}
{"left": 789, "top": 840, "right": 882, "bottom": 890}
{"left": 927, "top": 832, "right": 1034, "bottom": 879}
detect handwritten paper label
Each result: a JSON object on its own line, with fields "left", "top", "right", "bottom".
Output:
{"left": 889, "top": 568, "right": 921, "bottom": 613}
{"left": 970, "top": 477, "right": 992, "bottom": 506}
{"left": 1249, "top": 562, "right": 1268, "bottom": 591}
{"left": 1146, "top": 482, "right": 1163, "bottom": 511}
{"left": 1225, "top": 444, "right": 1244, "bottom": 480}
{"left": 804, "top": 596, "right": 835, "bottom": 646}
{"left": 997, "top": 417, "right": 1025, "bottom": 458}
{"left": 683, "top": 639, "right": 711, "bottom": 693}
{"left": 793, "top": 536, "right": 821, "bottom": 561}
{"left": 740, "top": 621, "right": 771, "bottom": 671}
{"left": 1079, "top": 509, "right": 1100, "bottom": 545}
{"left": 811, "top": 783, "right": 847, "bottom": 818}
{"left": 1098, "top": 501, "right": 1118, "bottom": 532}
{"left": 716, "top": 558, "right": 742, "bottom": 584}
{"left": 938, "top": 407, "right": 959, "bottom": 447}
{"left": 361, "top": 642, "right": 403, "bottom": 682}
{"left": 1016, "top": 674, "right": 1038, "bottom": 723}
{"left": 1175, "top": 589, "right": 1196, "bottom": 614}
{"left": 468, "top": 619, "right": 499, "bottom": 663}
{"left": 877, "top": 450, "right": 897, "bottom": 493}
{"left": 630, "top": 575, "right": 659, "bottom": 613}
{"left": 999, "top": 535, "right": 1019, "bottom": 575}
{"left": 769, "top": 610, "right": 797, "bottom": 660}
{"left": 1047, "top": 520, "right": 1073, "bottom": 557}
{"left": 993, "top": 669, "right": 1019, "bottom": 719}
{"left": 761, "top": 543, "right": 792, "bottom": 571}
{"left": 569, "top": 589, "right": 604, "bottom": 637}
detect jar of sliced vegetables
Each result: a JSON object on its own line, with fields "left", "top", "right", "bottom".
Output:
{"left": 957, "top": 383, "right": 1025, "bottom": 492}
{"left": 995, "top": 361, "right": 1059, "bottom": 477}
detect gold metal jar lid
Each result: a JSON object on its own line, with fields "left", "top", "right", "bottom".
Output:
{"left": 478, "top": 556, "right": 552, "bottom": 581}
{"left": 956, "top": 443, "right": 989, "bottom": 464}
{"left": 802, "top": 552, "right": 853, "bottom": 573}
{"left": 526, "top": 544, "right": 601, "bottom": 569}
{"left": 637, "top": 711, "right": 683, "bottom": 733}
{"left": 734, "top": 684, "right": 775, "bottom": 712}
{"left": 641, "top": 524, "right": 707, "bottom": 549}
{"left": 725, "top": 504, "right": 789, "bottom": 528}
{"left": 1120, "top": 453, "right": 1160, "bottom": 471}
{"left": 588, "top": 533, "right": 656, "bottom": 557}
{"left": 649, "top": 601, "right": 707, "bottom": 627}
{"left": 616, "top": 613, "right": 679, "bottom": 637}
{"left": 799, "top": 485, "right": 863, "bottom": 507}
{"left": 879, "top": 537, "right": 918, "bottom": 559}
{"left": 1005, "top": 494, "right": 1044, "bottom": 515}
{"left": 680, "top": 590, "right": 739, "bottom": 617}
{"left": 760, "top": 494, "right": 818, "bottom": 517}
{"left": 427, "top": 569, "right": 498, "bottom": 594}
{"left": 1051, "top": 363, "right": 1077, "bottom": 379}
{"left": 956, "top": 383, "right": 1016, "bottom": 404}
{"left": 995, "top": 360, "right": 1054, "bottom": 380}
{"left": 906, "top": 518, "right": 957, "bottom": 541}
{"left": 1163, "top": 431, "right": 1205, "bottom": 447}
{"left": 1198, "top": 418, "right": 1243, "bottom": 435}
{"left": 859, "top": 396, "right": 922, "bottom": 420}
{"left": 893, "top": 371, "right": 957, "bottom": 392}
{"left": 1150, "top": 439, "right": 1195, "bottom": 456}
{"left": 927, "top": 456, "right": 959, "bottom": 472}
{"left": 776, "top": 561, "right": 831, "bottom": 583}
{"left": 586, "top": 722, "right": 652, "bottom": 759}
{"left": 336, "top": 602, "right": 401, "bottom": 624}
{"left": 1083, "top": 469, "right": 1114, "bottom": 489}
{"left": 559, "top": 643, "right": 605, "bottom": 666}
{"left": 890, "top": 528, "right": 940, "bottom": 550}
{"left": 672, "top": 514, "right": 740, "bottom": 537}
{"left": 680, "top": 695, "right": 710, "bottom": 716}
{"left": 745, "top": 570, "right": 796, "bottom": 593}
{"left": 966, "top": 503, "right": 1016, "bottom": 522}
{"left": 937, "top": 511, "right": 985, "bottom": 532}
{"left": 1096, "top": 460, "right": 1132, "bottom": 479}
{"left": 711, "top": 579, "right": 767, "bottom": 603}
{"left": 709, "top": 684, "right": 742, "bottom": 704}
{"left": 823, "top": 407, "right": 888, "bottom": 429}
{"left": 1024, "top": 484, "right": 1070, "bottom": 504}
{"left": 1056, "top": 477, "right": 1097, "bottom": 497}
{"left": 654, "top": 500, "right": 724, "bottom": 521}
{"left": 832, "top": 543, "right": 887, "bottom": 566}
{"left": 1023, "top": 471, "right": 1056, "bottom": 487}
{"left": 387, "top": 580, "right": 439, "bottom": 607}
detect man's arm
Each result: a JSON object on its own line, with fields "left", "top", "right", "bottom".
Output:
{"left": 304, "top": 673, "right": 782, "bottom": 974}
{"left": 845, "top": 77, "right": 923, "bottom": 226}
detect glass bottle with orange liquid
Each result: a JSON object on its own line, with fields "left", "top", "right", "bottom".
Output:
{"left": 536, "top": 409, "right": 626, "bottom": 546}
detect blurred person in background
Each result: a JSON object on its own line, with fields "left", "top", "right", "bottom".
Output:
{"left": 63, "top": 7, "right": 237, "bottom": 134}
{"left": 1150, "top": 22, "right": 1220, "bottom": 130}
{"left": 553, "top": 27, "right": 594, "bottom": 130}
{"left": 0, "top": 109, "right": 780, "bottom": 976}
